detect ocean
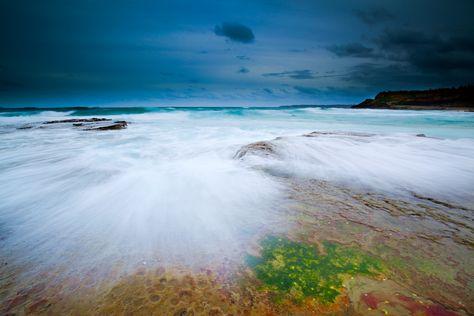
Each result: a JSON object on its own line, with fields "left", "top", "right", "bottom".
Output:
{"left": 0, "top": 105, "right": 473, "bottom": 314}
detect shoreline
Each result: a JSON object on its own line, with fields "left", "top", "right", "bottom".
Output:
{"left": 352, "top": 86, "right": 474, "bottom": 112}
{"left": 1, "top": 112, "right": 473, "bottom": 315}
{"left": 1, "top": 178, "right": 471, "bottom": 315}
{"left": 352, "top": 105, "right": 474, "bottom": 112}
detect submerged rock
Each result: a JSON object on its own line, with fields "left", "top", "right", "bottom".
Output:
{"left": 234, "top": 141, "right": 275, "bottom": 159}
{"left": 235, "top": 131, "right": 374, "bottom": 159}
{"left": 84, "top": 121, "right": 128, "bottom": 131}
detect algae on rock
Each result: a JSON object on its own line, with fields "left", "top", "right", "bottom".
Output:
{"left": 247, "top": 236, "right": 385, "bottom": 304}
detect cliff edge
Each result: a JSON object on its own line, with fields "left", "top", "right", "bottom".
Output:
{"left": 353, "top": 86, "right": 474, "bottom": 111}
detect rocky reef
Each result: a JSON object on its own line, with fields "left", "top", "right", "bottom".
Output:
{"left": 43, "top": 118, "right": 111, "bottom": 124}
{"left": 1, "top": 130, "right": 472, "bottom": 315}
{"left": 234, "top": 141, "right": 275, "bottom": 159}
{"left": 83, "top": 120, "right": 128, "bottom": 131}
{"left": 17, "top": 117, "right": 128, "bottom": 131}
{"left": 353, "top": 86, "right": 474, "bottom": 111}
{"left": 247, "top": 237, "right": 385, "bottom": 304}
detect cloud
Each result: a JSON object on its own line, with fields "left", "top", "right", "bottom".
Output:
{"left": 354, "top": 7, "right": 393, "bottom": 25}
{"left": 262, "top": 69, "right": 315, "bottom": 80}
{"left": 329, "top": 28, "right": 474, "bottom": 79}
{"left": 344, "top": 63, "right": 413, "bottom": 87}
{"left": 327, "top": 43, "right": 375, "bottom": 58}
{"left": 288, "top": 48, "right": 307, "bottom": 53}
{"left": 214, "top": 23, "right": 255, "bottom": 43}
{"left": 375, "top": 29, "right": 474, "bottom": 72}
{"left": 237, "top": 67, "right": 249, "bottom": 74}
{"left": 0, "top": 79, "right": 23, "bottom": 91}
{"left": 236, "top": 55, "right": 250, "bottom": 61}
{"left": 263, "top": 88, "right": 273, "bottom": 94}
{"left": 342, "top": 62, "right": 472, "bottom": 92}
{"left": 375, "top": 29, "right": 433, "bottom": 51}
{"left": 293, "top": 86, "right": 321, "bottom": 95}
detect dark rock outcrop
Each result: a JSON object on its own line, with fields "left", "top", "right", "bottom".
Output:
{"left": 43, "top": 118, "right": 111, "bottom": 124}
{"left": 84, "top": 121, "right": 128, "bottom": 131}
{"left": 353, "top": 86, "right": 474, "bottom": 111}
{"left": 39, "top": 117, "right": 128, "bottom": 131}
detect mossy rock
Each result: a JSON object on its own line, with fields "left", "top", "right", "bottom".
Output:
{"left": 247, "top": 236, "right": 385, "bottom": 304}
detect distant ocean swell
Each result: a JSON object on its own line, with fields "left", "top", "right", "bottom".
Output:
{"left": 0, "top": 105, "right": 349, "bottom": 117}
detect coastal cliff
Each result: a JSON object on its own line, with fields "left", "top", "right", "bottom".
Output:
{"left": 353, "top": 86, "right": 474, "bottom": 111}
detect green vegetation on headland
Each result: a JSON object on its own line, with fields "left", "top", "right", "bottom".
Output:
{"left": 247, "top": 236, "right": 385, "bottom": 304}
{"left": 353, "top": 85, "right": 474, "bottom": 111}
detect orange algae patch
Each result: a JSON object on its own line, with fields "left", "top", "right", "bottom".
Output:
{"left": 90, "top": 266, "right": 354, "bottom": 315}
{"left": 94, "top": 268, "right": 277, "bottom": 315}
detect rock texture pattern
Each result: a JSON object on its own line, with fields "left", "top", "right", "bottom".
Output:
{"left": 353, "top": 86, "right": 474, "bottom": 111}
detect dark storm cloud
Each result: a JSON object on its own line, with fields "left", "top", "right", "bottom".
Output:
{"left": 1, "top": 0, "right": 474, "bottom": 106}
{"left": 344, "top": 63, "right": 416, "bottom": 87}
{"left": 354, "top": 7, "right": 393, "bottom": 25}
{"left": 342, "top": 62, "right": 472, "bottom": 93}
{"left": 263, "top": 88, "right": 273, "bottom": 94}
{"left": 293, "top": 86, "right": 321, "bottom": 95}
{"left": 329, "top": 26, "right": 474, "bottom": 88}
{"left": 327, "top": 43, "right": 375, "bottom": 58}
{"left": 376, "top": 29, "right": 429, "bottom": 49}
{"left": 289, "top": 48, "right": 307, "bottom": 53}
{"left": 237, "top": 67, "right": 249, "bottom": 74}
{"left": 236, "top": 55, "right": 250, "bottom": 61}
{"left": 262, "top": 70, "right": 315, "bottom": 80}
{"left": 214, "top": 23, "right": 255, "bottom": 43}
{"left": 375, "top": 29, "right": 474, "bottom": 72}
{"left": 0, "top": 80, "right": 23, "bottom": 91}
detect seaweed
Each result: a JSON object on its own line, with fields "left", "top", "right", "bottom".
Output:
{"left": 247, "top": 236, "right": 385, "bottom": 304}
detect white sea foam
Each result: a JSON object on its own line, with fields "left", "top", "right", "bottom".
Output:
{"left": 0, "top": 108, "right": 473, "bottom": 279}
{"left": 240, "top": 132, "right": 474, "bottom": 204}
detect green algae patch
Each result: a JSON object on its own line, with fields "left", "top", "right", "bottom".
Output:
{"left": 247, "top": 237, "right": 385, "bottom": 304}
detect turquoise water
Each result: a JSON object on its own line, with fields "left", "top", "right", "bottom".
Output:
{"left": 1, "top": 105, "right": 473, "bottom": 138}
{"left": 0, "top": 105, "right": 473, "bottom": 277}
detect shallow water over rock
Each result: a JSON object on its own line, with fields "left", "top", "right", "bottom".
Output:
{"left": 0, "top": 107, "right": 473, "bottom": 314}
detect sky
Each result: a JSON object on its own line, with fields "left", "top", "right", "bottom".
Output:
{"left": 1, "top": 0, "right": 474, "bottom": 107}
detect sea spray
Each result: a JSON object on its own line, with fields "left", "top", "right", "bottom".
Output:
{"left": 1, "top": 106, "right": 473, "bottom": 280}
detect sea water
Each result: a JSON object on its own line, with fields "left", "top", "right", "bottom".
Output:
{"left": 0, "top": 106, "right": 473, "bottom": 277}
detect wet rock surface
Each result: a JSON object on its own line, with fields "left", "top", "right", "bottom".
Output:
{"left": 1, "top": 132, "right": 472, "bottom": 315}
{"left": 17, "top": 117, "right": 128, "bottom": 131}
{"left": 43, "top": 118, "right": 111, "bottom": 124}
{"left": 288, "top": 180, "right": 472, "bottom": 312}
{"left": 235, "top": 131, "right": 374, "bottom": 159}
{"left": 234, "top": 140, "right": 275, "bottom": 159}
{"left": 0, "top": 177, "right": 472, "bottom": 315}
{"left": 83, "top": 120, "right": 128, "bottom": 131}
